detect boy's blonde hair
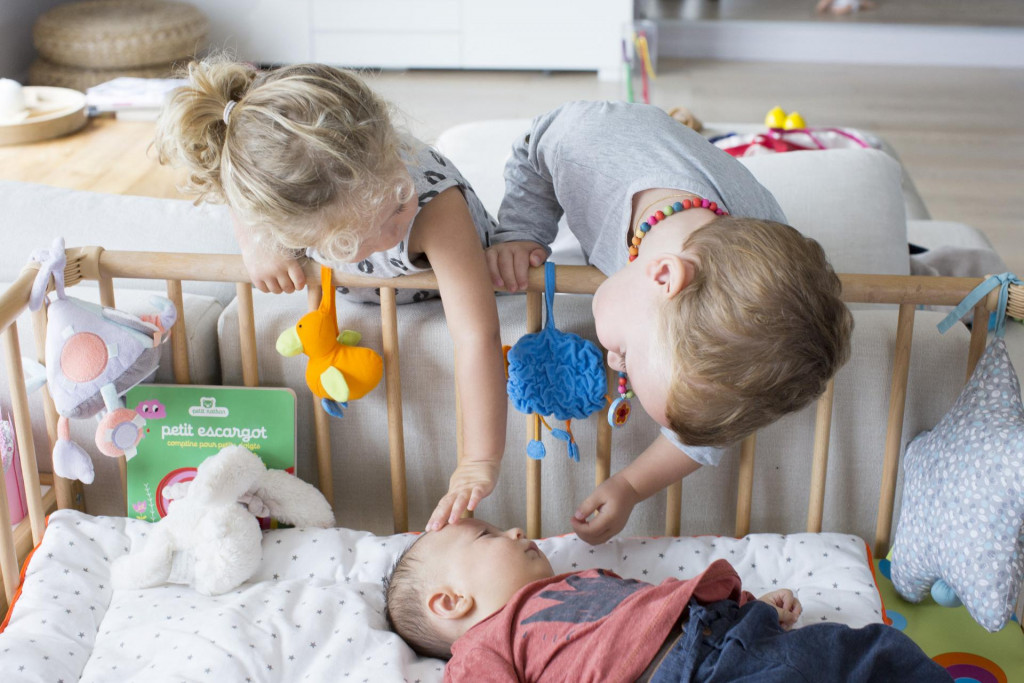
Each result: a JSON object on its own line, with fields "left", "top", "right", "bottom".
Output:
{"left": 661, "top": 218, "right": 853, "bottom": 446}
{"left": 154, "top": 57, "right": 414, "bottom": 262}
{"left": 384, "top": 539, "right": 453, "bottom": 660}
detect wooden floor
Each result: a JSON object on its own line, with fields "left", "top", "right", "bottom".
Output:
{"left": 1, "top": 59, "right": 1020, "bottom": 275}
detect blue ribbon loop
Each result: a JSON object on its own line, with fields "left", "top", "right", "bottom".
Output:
{"left": 937, "top": 272, "right": 1021, "bottom": 338}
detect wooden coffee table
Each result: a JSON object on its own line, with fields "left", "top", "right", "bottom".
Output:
{"left": 0, "top": 115, "right": 186, "bottom": 199}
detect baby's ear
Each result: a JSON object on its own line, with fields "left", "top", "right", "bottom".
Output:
{"left": 645, "top": 254, "right": 695, "bottom": 296}
{"left": 428, "top": 588, "right": 474, "bottom": 621}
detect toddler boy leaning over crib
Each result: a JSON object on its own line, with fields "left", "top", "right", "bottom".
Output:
{"left": 384, "top": 518, "right": 952, "bottom": 682}
{"left": 451, "top": 100, "right": 854, "bottom": 543}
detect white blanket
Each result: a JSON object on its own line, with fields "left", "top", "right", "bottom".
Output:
{"left": 1, "top": 510, "right": 884, "bottom": 681}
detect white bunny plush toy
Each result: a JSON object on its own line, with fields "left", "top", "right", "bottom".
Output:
{"left": 111, "top": 445, "right": 335, "bottom": 596}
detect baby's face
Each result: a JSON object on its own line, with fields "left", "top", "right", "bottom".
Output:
{"left": 420, "top": 519, "right": 554, "bottom": 616}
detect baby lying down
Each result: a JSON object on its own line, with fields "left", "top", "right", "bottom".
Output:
{"left": 384, "top": 519, "right": 951, "bottom": 682}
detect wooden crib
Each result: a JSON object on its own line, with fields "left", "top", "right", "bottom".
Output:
{"left": 1, "top": 247, "right": 1021, "bottom": 633}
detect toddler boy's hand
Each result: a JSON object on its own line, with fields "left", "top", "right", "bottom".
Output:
{"left": 427, "top": 459, "right": 501, "bottom": 532}
{"left": 485, "top": 241, "right": 548, "bottom": 293}
{"left": 758, "top": 589, "right": 802, "bottom": 630}
{"left": 570, "top": 474, "right": 640, "bottom": 545}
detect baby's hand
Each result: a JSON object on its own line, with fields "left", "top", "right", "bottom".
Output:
{"left": 758, "top": 589, "right": 802, "bottom": 630}
{"left": 484, "top": 241, "right": 548, "bottom": 293}
{"left": 426, "top": 459, "right": 501, "bottom": 532}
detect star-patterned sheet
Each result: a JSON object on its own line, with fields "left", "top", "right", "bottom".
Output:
{"left": 0, "top": 510, "right": 884, "bottom": 682}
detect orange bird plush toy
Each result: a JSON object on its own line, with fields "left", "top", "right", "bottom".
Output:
{"left": 275, "top": 266, "right": 383, "bottom": 417}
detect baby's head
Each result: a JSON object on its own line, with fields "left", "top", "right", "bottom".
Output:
{"left": 384, "top": 519, "right": 554, "bottom": 659}
{"left": 594, "top": 215, "right": 853, "bottom": 446}
{"left": 155, "top": 57, "right": 415, "bottom": 263}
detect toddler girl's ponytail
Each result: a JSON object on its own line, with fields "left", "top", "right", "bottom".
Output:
{"left": 154, "top": 58, "right": 257, "bottom": 205}
{"left": 155, "top": 57, "right": 411, "bottom": 263}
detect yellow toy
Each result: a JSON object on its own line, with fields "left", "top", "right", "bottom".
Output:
{"left": 275, "top": 266, "right": 384, "bottom": 418}
{"left": 764, "top": 106, "right": 806, "bottom": 130}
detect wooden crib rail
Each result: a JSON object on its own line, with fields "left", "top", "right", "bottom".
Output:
{"left": 1, "top": 247, "right": 1022, "bottom": 614}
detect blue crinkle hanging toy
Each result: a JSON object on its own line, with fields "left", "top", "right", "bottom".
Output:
{"left": 506, "top": 262, "right": 606, "bottom": 461}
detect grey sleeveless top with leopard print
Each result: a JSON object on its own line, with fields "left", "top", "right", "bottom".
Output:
{"left": 307, "top": 138, "right": 498, "bottom": 304}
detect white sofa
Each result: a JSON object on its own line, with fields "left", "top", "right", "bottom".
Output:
{"left": 1, "top": 119, "right": 1019, "bottom": 543}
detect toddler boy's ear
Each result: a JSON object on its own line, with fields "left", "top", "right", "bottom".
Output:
{"left": 644, "top": 254, "right": 695, "bottom": 297}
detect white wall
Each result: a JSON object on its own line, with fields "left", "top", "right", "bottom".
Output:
{"left": 0, "top": 0, "right": 67, "bottom": 82}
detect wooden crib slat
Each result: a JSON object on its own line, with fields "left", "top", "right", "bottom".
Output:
{"left": 665, "top": 482, "right": 682, "bottom": 537}
{"left": 30, "top": 307, "right": 57, "bottom": 451}
{"left": 2, "top": 323, "right": 46, "bottom": 544}
{"left": 807, "top": 378, "right": 836, "bottom": 533}
{"left": 734, "top": 434, "right": 757, "bottom": 537}
{"left": 874, "top": 303, "right": 916, "bottom": 558}
{"left": 595, "top": 365, "right": 613, "bottom": 487}
{"left": 31, "top": 305, "right": 77, "bottom": 511}
{"left": 526, "top": 291, "right": 543, "bottom": 539}
{"left": 966, "top": 300, "right": 989, "bottom": 382}
{"left": 527, "top": 424, "right": 542, "bottom": 540}
{"left": 165, "top": 279, "right": 190, "bottom": 385}
{"left": 380, "top": 287, "right": 408, "bottom": 533}
{"left": 95, "top": 274, "right": 130, "bottom": 504}
{"left": 98, "top": 274, "right": 115, "bottom": 309}
{"left": 306, "top": 285, "right": 335, "bottom": 506}
{"left": 0, "top": 444, "right": 19, "bottom": 607}
{"left": 235, "top": 283, "right": 260, "bottom": 387}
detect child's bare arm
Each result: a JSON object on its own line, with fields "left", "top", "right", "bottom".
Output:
{"left": 232, "top": 213, "right": 307, "bottom": 294}
{"left": 758, "top": 589, "right": 802, "bottom": 630}
{"left": 571, "top": 434, "right": 702, "bottom": 544}
{"left": 415, "top": 188, "right": 508, "bottom": 531}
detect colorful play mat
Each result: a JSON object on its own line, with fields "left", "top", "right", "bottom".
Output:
{"left": 874, "top": 559, "right": 1023, "bottom": 682}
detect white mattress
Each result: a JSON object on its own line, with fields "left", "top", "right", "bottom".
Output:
{"left": 0, "top": 510, "right": 885, "bottom": 682}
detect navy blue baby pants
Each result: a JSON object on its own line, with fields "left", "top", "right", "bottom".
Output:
{"left": 650, "top": 599, "right": 952, "bottom": 682}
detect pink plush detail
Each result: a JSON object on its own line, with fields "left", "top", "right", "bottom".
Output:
{"left": 57, "top": 415, "right": 71, "bottom": 441}
{"left": 139, "top": 314, "right": 167, "bottom": 346}
{"left": 60, "top": 332, "right": 108, "bottom": 382}
{"left": 96, "top": 408, "right": 143, "bottom": 457}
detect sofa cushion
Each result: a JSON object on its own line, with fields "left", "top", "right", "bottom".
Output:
{"left": 739, "top": 149, "right": 909, "bottom": 275}
{"left": 0, "top": 180, "right": 239, "bottom": 305}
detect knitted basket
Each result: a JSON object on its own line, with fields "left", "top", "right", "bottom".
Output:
{"left": 33, "top": 0, "right": 208, "bottom": 69}
{"left": 29, "top": 57, "right": 177, "bottom": 92}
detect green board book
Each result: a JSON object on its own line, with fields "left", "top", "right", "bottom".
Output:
{"left": 124, "top": 384, "right": 296, "bottom": 522}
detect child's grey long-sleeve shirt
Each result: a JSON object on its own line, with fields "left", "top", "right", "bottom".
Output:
{"left": 494, "top": 100, "right": 788, "bottom": 277}
{"left": 495, "top": 102, "right": 789, "bottom": 463}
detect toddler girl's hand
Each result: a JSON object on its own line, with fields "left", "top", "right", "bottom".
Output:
{"left": 234, "top": 219, "right": 306, "bottom": 294}
{"left": 758, "top": 589, "right": 802, "bottom": 629}
{"left": 485, "top": 241, "right": 548, "bottom": 293}
{"left": 427, "top": 459, "right": 501, "bottom": 532}
{"left": 242, "top": 244, "right": 307, "bottom": 294}
{"left": 570, "top": 473, "right": 640, "bottom": 545}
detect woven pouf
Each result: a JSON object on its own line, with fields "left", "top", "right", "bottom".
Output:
{"left": 34, "top": 0, "right": 208, "bottom": 70}
{"left": 29, "top": 57, "right": 176, "bottom": 92}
